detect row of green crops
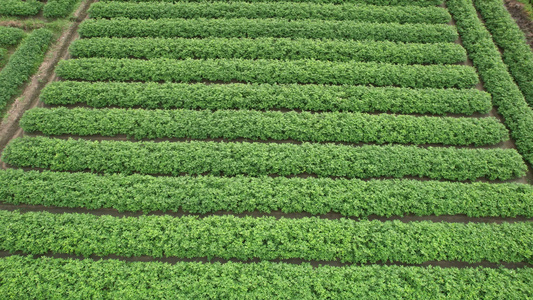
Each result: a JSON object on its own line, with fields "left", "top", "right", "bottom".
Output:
{"left": 474, "top": 0, "right": 533, "bottom": 107}
{"left": 88, "top": 1, "right": 451, "bottom": 24}
{"left": 102, "top": 0, "right": 443, "bottom": 6}
{"left": 78, "top": 18, "right": 458, "bottom": 43}
{"left": 3, "top": 256, "right": 530, "bottom": 299}
{"left": 447, "top": 0, "right": 533, "bottom": 165}
{"left": 0, "top": 0, "right": 43, "bottom": 17}
{"left": 21, "top": 107, "right": 508, "bottom": 146}
{"left": 2, "top": 169, "right": 533, "bottom": 217}
{"left": 55, "top": 58, "right": 479, "bottom": 89}
{"left": 1, "top": 210, "right": 532, "bottom": 263}
{"left": 0, "top": 29, "right": 53, "bottom": 111}
{"left": 69, "top": 37, "right": 467, "bottom": 64}
{"left": 0, "top": 27, "right": 25, "bottom": 47}
{"left": 3, "top": 137, "right": 526, "bottom": 180}
{"left": 40, "top": 82, "right": 492, "bottom": 115}
{"left": 42, "top": 0, "right": 80, "bottom": 18}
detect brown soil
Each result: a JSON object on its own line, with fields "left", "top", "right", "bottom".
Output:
{"left": 504, "top": 0, "right": 533, "bottom": 48}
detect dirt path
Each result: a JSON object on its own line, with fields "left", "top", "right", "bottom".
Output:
{"left": 504, "top": 0, "right": 533, "bottom": 49}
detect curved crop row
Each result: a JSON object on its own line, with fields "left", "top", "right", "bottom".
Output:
{"left": 447, "top": 0, "right": 533, "bottom": 164}
{"left": 39, "top": 81, "right": 493, "bottom": 115}
{"left": 1, "top": 211, "right": 532, "bottom": 263}
{"left": 69, "top": 37, "right": 467, "bottom": 65}
{"left": 0, "top": 0, "right": 43, "bottom": 16}
{"left": 0, "top": 27, "right": 25, "bottom": 46}
{"left": 0, "top": 29, "right": 53, "bottom": 111}
{"left": 3, "top": 256, "right": 531, "bottom": 298}
{"left": 103, "top": 0, "right": 443, "bottom": 7}
{"left": 474, "top": 0, "right": 533, "bottom": 107}
{"left": 55, "top": 58, "right": 479, "bottom": 89}
{"left": 88, "top": 2, "right": 451, "bottom": 24}
{"left": 2, "top": 169, "right": 532, "bottom": 217}
{"left": 2, "top": 137, "right": 526, "bottom": 180}
{"left": 78, "top": 18, "right": 459, "bottom": 43}
{"left": 20, "top": 107, "right": 508, "bottom": 146}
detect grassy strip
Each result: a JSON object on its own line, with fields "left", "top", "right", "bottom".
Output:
{"left": 78, "top": 18, "right": 458, "bottom": 43}
{"left": 2, "top": 169, "right": 533, "bottom": 217}
{"left": 20, "top": 107, "right": 508, "bottom": 146}
{"left": 69, "top": 37, "right": 467, "bottom": 65}
{"left": 55, "top": 58, "right": 479, "bottom": 89}
{"left": 3, "top": 256, "right": 531, "bottom": 299}
{"left": 1, "top": 210, "right": 532, "bottom": 263}
{"left": 447, "top": 0, "right": 533, "bottom": 164}
{"left": 2, "top": 137, "right": 526, "bottom": 180}
{"left": 0, "top": 27, "right": 25, "bottom": 46}
{"left": 0, "top": 0, "right": 43, "bottom": 17}
{"left": 0, "top": 29, "right": 53, "bottom": 111}
{"left": 88, "top": 2, "right": 451, "bottom": 24}
{"left": 102, "top": 0, "right": 444, "bottom": 7}
{"left": 474, "top": 0, "right": 533, "bottom": 107}
{"left": 43, "top": 0, "right": 79, "bottom": 18}
{"left": 39, "top": 82, "right": 493, "bottom": 115}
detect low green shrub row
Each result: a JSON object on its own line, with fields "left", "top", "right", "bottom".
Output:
{"left": 101, "top": 0, "right": 443, "bottom": 7}
{"left": 2, "top": 137, "right": 526, "bottom": 180}
{"left": 474, "top": 0, "right": 533, "bottom": 107}
{"left": 39, "top": 81, "right": 493, "bottom": 115}
{"left": 447, "top": 0, "right": 533, "bottom": 164}
{"left": 78, "top": 18, "right": 459, "bottom": 43}
{"left": 0, "top": 29, "right": 53, "bottom": 111}
{"left": 0, "top": 0, "right": 43, "bottom": 17}
{"left": 0, "top": 27, "right": 25, "bottom": 46}
{"left": 88, "top": 1, "right": 451, "bottom": 24}
{"left": 43, "top": 0, "right": 79, "bottom": 18}
{"left": 1, "top": 211, "right": 532, "bottom": 263}
{"left": 2, "top": 169, "right": 532, "bottom": 217}
{"left": 55, "top": 58, "right": 479, "bottom": 89}
{"left": 3, "top": 256, "right": 530, "bottom": 299}
{"left": 69, "top": 37, "right": 467, "bottom": 64}
{"left": 20, "top": 107, "right": 508, "bottom": 146}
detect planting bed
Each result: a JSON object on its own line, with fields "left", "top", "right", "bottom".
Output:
{"left": 1, "top": 0, "right": 533, "bottom": 297}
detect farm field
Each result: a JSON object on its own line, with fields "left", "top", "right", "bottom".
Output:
{"left": 1, "top": 0, "right": 533, "bottom": 298}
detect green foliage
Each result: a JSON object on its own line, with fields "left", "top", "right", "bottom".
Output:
{"left": 474, "top": 0, "right": 533, "bottom": 107}
{"left": 1, "top": 211, "right": 532, "bottom": 263}
{"left": 0, "top": 27, "right": 25, "bottom": 46}
{"left": 3, "top": 256, "right": 531, "bottom": 299}
{"left": 88, "top": 2, "right": 451, "bottom": 24}
{"left": 20, "top": 107, "right": 508, "bottom": 146}
{"left": 43, "top": 0, "right": 79, "bottom": 18}
{"left": 40, "top": 81, "right": 493, "bottom": 115}
{"left": 102, "top": 0, "right": 443, "bottom": 6}
{"left": 447, "top": 0, "right": 533, "bottom": 165}
{"left": 70, "top": 37, "right": 467, "bottom": 65}
{"left": 78, "top": 18, "right": 459, "bottom": 43}
{"left": 2, "top": 169, "right": 533, "bottom": 217}
{"left": 2, "top": 136, "right": 527, "bottom": 180}
{"left": 0, "top": 29, "right": 53, "bottom": 111}
{"left": 0, "top": 0, "right": 43, "bottom": 17}
{"left": 0, "top": 48, "right": 7, "bottom": 67}
{"left": 55, "top": 58, "right": 479, "bottom": 89}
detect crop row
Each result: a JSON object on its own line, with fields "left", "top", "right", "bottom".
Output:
{"left": 447, "top": 0, "right": 533, "bottom": 165}
{"left": 0, "top": 48, "right": 7, "bottom": 66}
{"left": 88, "top": 2, "right": 451, "bottom": 24}
{"left": 2, "top": 169, "right": 533, "bottom": 217}
{"left": 474, "top": 0, "right": 533, "bottom": 107}
{"left": 103, "top": 0, "right": 444, "bottom": 7}
{"left": 0, "top": 0, "right": 43, "bottom": 17}
{"left": 0, "top": 29, "right": 53, "bottom": 111}
{"left": 69, "top": 37, "right": 467, "bottom": 65}
{"left": 0, "top": 27, "right": 25, "bottom": 46}
{"left": 20, "top": 107, "right": 508, "bottom": 146}
{"left": 39, "top": 81, "right": 492, "bottom": 115}
{"left": 4, "top": 256, "right": 531, "bottom": 298}
{"left": 78, "top": 18, "right": 458, "bottom": 43}
{"left": 1, "top": 210, "right": 532, "bottom": 263}
{"left": 56, "top": 58, "right": 479, "bottom": 89}
{"left": 43, "top": 0, "right": 79, "bottom": 18}
{"left": 2, "top": 137, "right": 526, "bottom": 180}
